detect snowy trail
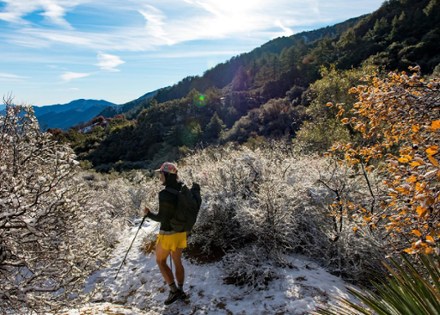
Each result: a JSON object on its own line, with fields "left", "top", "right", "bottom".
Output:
{"left": 64, "top": 218, "right": 352, "bottom": 315}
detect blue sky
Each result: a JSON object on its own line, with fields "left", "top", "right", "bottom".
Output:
{"left": 0, "top": 0, "right": 384, "bottom": 106}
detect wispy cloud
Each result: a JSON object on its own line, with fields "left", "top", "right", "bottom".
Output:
{"left": 275, "top": 20, "right": 294, "bottom": 36}
{"left": 60, "top": 71, "right": 91, "bottom": 81}
{"left": 96, "top": 53, "right": 125, "bottom": 71}
{"left": 0, "top": 0, "right": 83, "bottom": 28}
{"left": 145, "top": 50, "right": 245, "bottom": 59}
{"left": 0, "top": 72, "right": 28, "bottom": 82}
{"left": 40, "top": 1, "right": 73, "bottom": 29}
{"left": 19, "top": 28, "right": 94, "bottom": 46}
{"left": 138, "top": 5, "right": 171, "bottom": 44}
{"left": 0, "top": 1, "right": 384, "bottom": 52}
{"left": 0, "top": 1, "right": 37, "bottom": 24}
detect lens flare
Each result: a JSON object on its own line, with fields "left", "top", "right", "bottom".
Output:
{"left": 193, "top": 93, "right": 206, "bottom": 107}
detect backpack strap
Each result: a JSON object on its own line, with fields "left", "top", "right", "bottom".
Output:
{"left": 165, "top": 187, "right": 180, "bottom": 195}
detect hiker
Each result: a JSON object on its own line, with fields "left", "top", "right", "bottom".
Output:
{"left": 143, "top": 162, "right": 187, "bottom": 305}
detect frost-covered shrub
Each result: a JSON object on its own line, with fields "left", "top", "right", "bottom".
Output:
{"left": 81, "top": 170, "right": 157, "bottom": 248}
{"left": 0, "top": 102, "right": 148, "bottom": 313}
{"left": 175, "top": 141, "right": 387, "bottom": 283}
{"left": 180, "top": 143, "right": 323, "bottom": 262}
{"left": 222, "top": 245, "right": 279, "bottom": 290}
{"left": 190, "top": 200, "right": 246, "bottom": 257}
{"left": 0, "top": 103, "right": 111, "bottom": 312}
{"left": 305, "top": 158, "right": 387, "bottom": 281}
{"left": 86, "top": 172, "right": 148, "bottom": 217}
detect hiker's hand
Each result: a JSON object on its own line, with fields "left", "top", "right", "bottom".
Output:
{"left": 143, "top": 207, "right": 150, "bottom": 216}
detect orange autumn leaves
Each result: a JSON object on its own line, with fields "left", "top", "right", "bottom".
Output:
{"left": 329, "top": 68, "right": 439, "bottom": 255}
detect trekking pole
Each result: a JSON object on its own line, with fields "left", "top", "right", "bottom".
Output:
{"left": 114, "top": 215, "right": 147, "bottom": 280}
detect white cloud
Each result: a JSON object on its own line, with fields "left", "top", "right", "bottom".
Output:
{"left": 171, "top": 0, "right": 312, "bottom": 40}
{"left": 0, "top": 0, "right": 84, "bottom": 28}
{"left": 96, "top": 53, "right": 125, "bottom": 71}
{"left": 275, "top": 20, "right": 294, "bottom": 37}
{"left": 146, "top": 49, "right": 244, "bottom": 59}
{"left": 0, "top": 1, "right": 37, "bottom": 24}
{"left": 60, "top": 71, "right": 91, "bottom": 81}
{"left": 40, "top": 1, "right": 73, "bottom": 29}
{"left": 0, "top": 72, "right": 28, "bottom": 82}
{"left": 138, "top": 5, "right": 171, "bottom": 44}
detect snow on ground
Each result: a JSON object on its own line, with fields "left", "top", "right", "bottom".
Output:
{"left": 63, "top": 218, "right": 352, "bottom": 315}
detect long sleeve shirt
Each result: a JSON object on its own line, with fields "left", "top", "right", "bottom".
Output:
{"left": 147, "top": 182, "right": 182, "bottom": 232}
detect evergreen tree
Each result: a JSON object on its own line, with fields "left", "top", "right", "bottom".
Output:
{"left": 204, "top": 112, "right": 226, "bottom": 143}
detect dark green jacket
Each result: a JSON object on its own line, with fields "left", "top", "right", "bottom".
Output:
{"left": 147, "top": 182, "right": 182, "bottom": 232}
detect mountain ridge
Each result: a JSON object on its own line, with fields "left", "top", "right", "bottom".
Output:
{"left": 34, "top": 99, "right": 116, "bottom": 130}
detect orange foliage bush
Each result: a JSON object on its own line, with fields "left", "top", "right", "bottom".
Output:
{"left": 328, "top": 67, "right": 439, "bottom": 255}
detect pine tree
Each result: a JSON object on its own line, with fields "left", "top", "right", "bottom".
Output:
{"left": 204, "top": 112, "right": 226, "bottom": 143}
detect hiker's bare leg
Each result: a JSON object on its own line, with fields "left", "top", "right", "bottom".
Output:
{"left": 155, "top": 242, "right": 174, "bottom": 284}
{"left": 170, "top": 248, "right": 184, "bottom": 285}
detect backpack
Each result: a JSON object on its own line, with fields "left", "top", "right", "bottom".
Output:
{"left": 167, "top": 183, "right": 201, "bottom": 233}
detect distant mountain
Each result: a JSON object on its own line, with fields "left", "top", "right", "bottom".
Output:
{"left": 34, "top": 99, "right": 116, "bottom": 130}
{"left": 0, "top": 104, "right": 5, "bottom": 111}
{"left": 99, "top": 90, "right": 158, "bottom": 119}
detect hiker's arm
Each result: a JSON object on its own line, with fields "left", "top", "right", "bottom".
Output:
{"left": 145, "top": 200, "right": 174, "bottom": 222}
{"left": 145, "top": 207, "right": 160, "bottom": 221}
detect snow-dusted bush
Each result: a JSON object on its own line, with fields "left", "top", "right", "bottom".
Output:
{"left": 0, "top": 102, "right": 137, "bottom": 313}
{"left": 180, "top": 142, "right": 309, "bottom": 257}
{"left": 85, "top": 172, "right": 151, "bottom": 218}
{"left": 222, "top": 245, "right": 279, "bottom": 290}
{"left": 174, "top": 141, "right": 387, "bottom": 285}
{"left": 310, "top": 158, "right": 387, "bottom": 281}
{"left": 81, "top": 170, "right": 157, "bottom": 248}
{"left": 0, "top": 104, "right": 85, "bottom": 312}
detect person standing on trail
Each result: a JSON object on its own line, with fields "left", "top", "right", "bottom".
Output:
{"left": 143, "top": 162, "right": 187, "bottom": 305}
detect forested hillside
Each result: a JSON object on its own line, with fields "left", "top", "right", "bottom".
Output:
{"left": 55, "top": 0, "right": 439, "bottom": 172}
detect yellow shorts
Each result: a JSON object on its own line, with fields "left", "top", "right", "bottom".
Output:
{"left": 156, "top": 232, "right": 187, "bottom": 252}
